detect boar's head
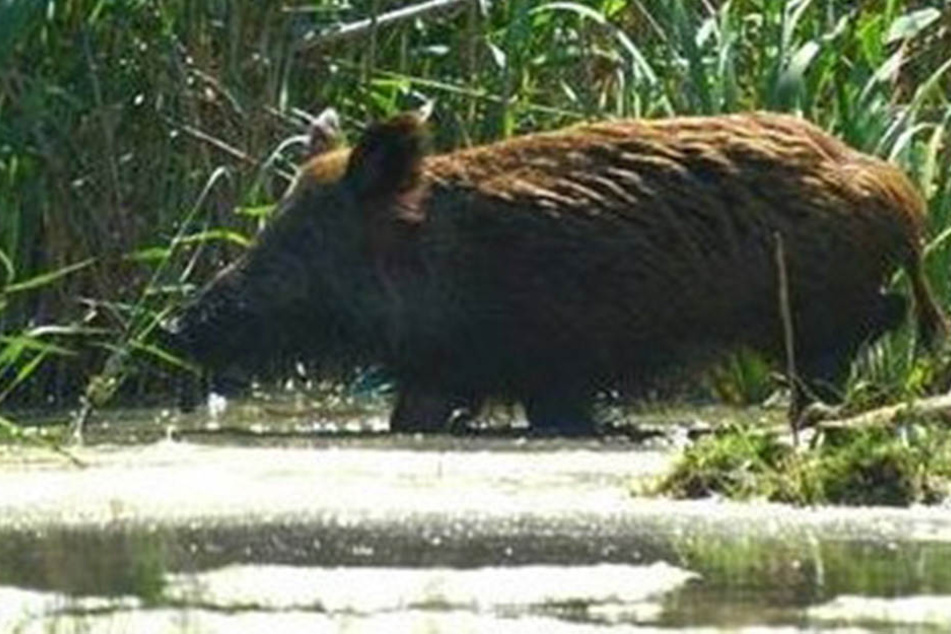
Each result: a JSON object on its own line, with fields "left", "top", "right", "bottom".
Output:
{"left": 163, "top": 108, "right": 430, "bottom": 393}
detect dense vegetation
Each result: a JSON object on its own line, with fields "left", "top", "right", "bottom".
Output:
{"left": 657, "top": 419, "right": 951, "bottom": 505}
{"left": 1, "top": 0, "right": 949, "bottom": 422}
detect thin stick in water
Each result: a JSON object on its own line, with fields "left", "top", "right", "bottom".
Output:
{"left": 775, "top": 231, "right": 800, "bottom": 446}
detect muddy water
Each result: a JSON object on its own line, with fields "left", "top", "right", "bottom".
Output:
{"left": 1, "top": 403, "right": 950, "bottom": 632}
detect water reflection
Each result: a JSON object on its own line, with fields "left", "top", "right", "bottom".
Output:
{"left": 1, "top": 401, "right": 950, "bottom": 632}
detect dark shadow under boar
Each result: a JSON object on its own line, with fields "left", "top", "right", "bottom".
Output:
{"left": 166, "top": 111, "right": 947, "bottom": 434}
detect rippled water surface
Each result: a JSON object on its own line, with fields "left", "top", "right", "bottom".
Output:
{"left": 1, "top": 401, "right": 950, "bottom": 632}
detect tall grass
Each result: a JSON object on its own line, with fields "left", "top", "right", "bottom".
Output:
{"left": 0, "top": 0, "right": 949, "bottom": 413}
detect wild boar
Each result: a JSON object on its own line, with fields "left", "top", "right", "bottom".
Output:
{"left": 165, "top": 109, "right": 946, "bottom": 434}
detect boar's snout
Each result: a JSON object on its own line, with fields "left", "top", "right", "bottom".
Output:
{"left": 157, "top": 305, "right": 209, "bottom": 366}
{"left": 159, "top": 305, "right": 258, "bottom": 410}
{"left": 155, "top": 315, "right": 205, "bottom": 411}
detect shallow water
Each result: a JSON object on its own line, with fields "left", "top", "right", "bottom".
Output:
{"left": 1, "top": 401, "right": 950, "bottom": 633}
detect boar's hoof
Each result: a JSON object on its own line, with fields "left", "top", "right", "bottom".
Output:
{"left": 390, "top": 388, "right": 479, "bottom": 434}
{"left": 523, "top": 392, "right": 599, "bottom": 437}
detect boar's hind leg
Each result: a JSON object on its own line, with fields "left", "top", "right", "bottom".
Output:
{"left": 868, "top": 291, "right": 909, "bottom": 339}
{"left": 523, "top": 390, "right": 598, "bottom": 436}
{"left": 795, "top": 291, "right": 908, "bottom": 412}
{"left": 390, "top": 387, "right": 480, "bottom": 433}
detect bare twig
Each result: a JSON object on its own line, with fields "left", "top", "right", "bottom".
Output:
{"left": 775, "top": 231, "right": 800, "bottom": 446}
{"left": 301, "top": 0, "right": 475, "bottom": 50}
{"left": 0, "top": 413, "right": 88, "bottom": 468}
{"left": 172, "top": 122, "right": 256, "bottom": 166}
{"left": 68, "top": 397, "right": 92, "bottom": 446}
{"left": 816, "top": 393, "right": 951, "bottom": 430}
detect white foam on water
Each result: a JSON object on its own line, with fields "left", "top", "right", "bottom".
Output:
{"left": 164, "top": 561, "right": 696, "bottom": 614}
{"left": 0, "top": 600, "right": 874, "bottom": 634}
{"left": 0, "top": 587, "right": 140, "bottom": 632}
{"left": 0, "top": 562, "right": 697, "bottom": 632}
{"left": 808, "top": 594, "right": 951, "bottom": 627}
{"left": 0, "top": 605, "right": 686, "bottom": 634}
{"left": 0, "top": 580, "right": 881, "bottom": 634}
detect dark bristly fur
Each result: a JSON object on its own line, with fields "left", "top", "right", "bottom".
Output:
{"left": 166, "top": 111, "right": 947, "bottom": 434}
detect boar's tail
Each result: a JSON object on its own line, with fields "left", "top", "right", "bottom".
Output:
{"left": 879, "top": 164, "right": 949, "bottom": 352}
{"left": 863, "top": 157, "right": 948, "bottom": 351}
{"left": 907, "top": 252, "right": 948, "bottom": 352}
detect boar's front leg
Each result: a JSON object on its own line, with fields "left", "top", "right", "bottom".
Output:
{"left": 523, "top": 389, "right": 598, "bottom": 436}
{"left": 390, "top": 386, "right": 481, "bottom": 433}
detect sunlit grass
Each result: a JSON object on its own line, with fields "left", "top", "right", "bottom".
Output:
{"left": 657, "top": 418, "right": 951, "bottom": 506}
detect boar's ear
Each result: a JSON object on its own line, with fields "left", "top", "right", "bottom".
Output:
{"left": 416, "top": 100, "right": 434, "bottom": 124}
{"left": 345, "top": 112, "right": 427, "bottom": 201}
{"left": 307, "top": 108, "right": 343, "bottom": 158}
